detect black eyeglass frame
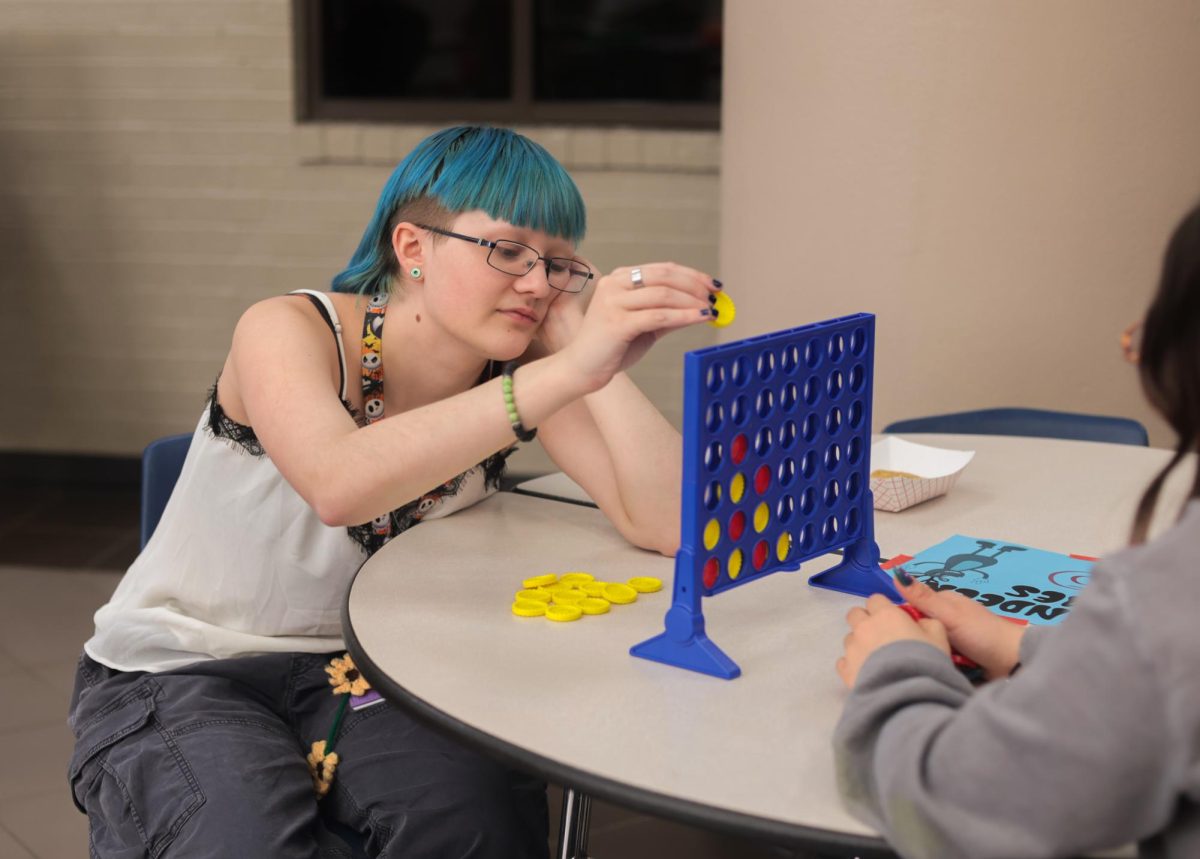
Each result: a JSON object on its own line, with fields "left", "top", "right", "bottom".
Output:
{"left": 416, "top": 224, "right": 595, "bottom": 294}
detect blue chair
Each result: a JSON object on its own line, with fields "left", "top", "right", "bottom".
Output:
{"left": 139, "top": 432, "right": 193, "bottom": 548}
{"left": 139, "top": 432, "right": 372, "bottom": 856}
{"left": 883, "top": 407, "right": 1149, "bottom": 447}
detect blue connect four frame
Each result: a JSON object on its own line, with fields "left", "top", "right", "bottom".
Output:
{"left": 630, "top": 313, "right": 896, "bottom": 679}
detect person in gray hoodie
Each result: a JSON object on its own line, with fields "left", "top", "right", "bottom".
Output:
{"left": 834, "top": 200, "right": 1200, "bottom": 859}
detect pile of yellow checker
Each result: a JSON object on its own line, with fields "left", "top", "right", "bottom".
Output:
{"left": 511, "top": 572, "right": 663, "bottom": 622}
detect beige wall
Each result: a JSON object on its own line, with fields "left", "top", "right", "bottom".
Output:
{"left": 0, "top": 1, "right": 718, "bottom": 476}
{"left": 721, "top": 1, "right": 1200, "bottom": 448}
{"left": 11, "top": 1, "right": 1195, "bottom": 470}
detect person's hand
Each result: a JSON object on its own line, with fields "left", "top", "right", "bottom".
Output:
{"left": 534, "top": 274, "right": 586, "bottom": 355}
{"left": 836, "top": 594, "right": 951, "bottom": 688}
{"left": 893, "top": 571, "right": 1026, "bottom": 680}
{"left": 557, "top": 261, "right": 718, "bottom": 391}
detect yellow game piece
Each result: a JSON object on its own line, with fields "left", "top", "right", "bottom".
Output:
{"left": 552, "top": 589, "right": 587, "bottom": 605}
{"left": 870, "top": 469, "right": 923, "bottom": 480}
{"left": 559, "top": 572, "right": 595, "bottom": 585}
{"left": 522, "top": 573, "right": 557, "bottom": 588}
{"left": 708, "top": 291, "right": 735, "bottom": 328}
{"left": 512, "top": 599, "right": 547, "bottom": 617}
{"left": 627, "top": 577, "right": 663, "bottom": 593}
{"left": 776, "top": 531, "right": 793, "bottom": 562}
{"left": 603, "top": 583, "right": 638, "bottom": 604}
{"left": 754, "top": 502, "right": 770, "bottom": 533}
{"left": 545, "top": 603, "right": 583, "bottom": 622}
{"left": 703, "top": 519, "right": 720, "bottom": 551}
{"left": 730, "top": 472, "right": 746, "bottom": 504}
{"left": 543, "top": 581, "right": 576, "bottom": 593}
{"left": 578, "top": 597, "right": 611, "bottom": 615}
{"left": 515, "top": 589, "right": 552, "bottom": 603}
{"left": 581, "top": 582, "right": 607, "bottom": 597}
{"left": 728, "top": 548, "right": 744, "bottom": 580}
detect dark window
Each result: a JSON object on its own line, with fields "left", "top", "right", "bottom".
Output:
{"left": 295, "top": 0, "right": 722, "bottom": 128}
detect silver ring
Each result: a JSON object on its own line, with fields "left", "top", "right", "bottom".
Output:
{"left": 630, "top": 267, "right": 644, "bottom": 288}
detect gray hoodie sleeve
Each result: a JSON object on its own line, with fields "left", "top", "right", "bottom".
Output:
{"left": 833, "top": 557, "right": 1179, "bottom": 859}
{"left": 1017, "top": 622, "right": 1050, "bottom": 667}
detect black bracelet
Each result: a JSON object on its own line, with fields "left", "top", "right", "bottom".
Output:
{"left": 501, "top": 361, "right": 537, "bottom": 442}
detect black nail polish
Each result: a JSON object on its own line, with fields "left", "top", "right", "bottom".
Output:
{"left": 700, "top": 308, "right": 712, "bottom": 317}
{"left": 712, "top": 308, "right": 720, "bottom": 319}
{"left": 708, "top": 294, "right": 717, "bottom": 305}
{"left": 894, "top": 568, "right": 913, "bottom": 586}
{"left": 713, "top": 279, "right": 724, "bottom": 289}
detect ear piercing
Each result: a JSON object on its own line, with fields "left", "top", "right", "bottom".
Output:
{"left": 410, "top": 267, "right": 422, "bottom": 279}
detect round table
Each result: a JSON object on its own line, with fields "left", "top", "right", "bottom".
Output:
{"left": 345, "top": 435, "right": 1187, "bottom": 857}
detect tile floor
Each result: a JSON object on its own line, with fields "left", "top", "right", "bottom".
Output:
{"left": 0, "top": 480, "right": 808, "bottom": 858}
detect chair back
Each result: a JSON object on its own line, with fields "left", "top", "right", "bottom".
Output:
{"left": 883, "top": 407, "right": 1148, "bottom": 446}
{"left": 139, "top": 432, "right": 193, "bottom": 548}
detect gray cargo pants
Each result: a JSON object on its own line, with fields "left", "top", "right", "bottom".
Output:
{"left": 67, "top": 651, "right": 548, "bottom": 858}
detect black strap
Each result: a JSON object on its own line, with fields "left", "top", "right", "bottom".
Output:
{"left": 293, "top": 293, "right": 346, "bottom": 401}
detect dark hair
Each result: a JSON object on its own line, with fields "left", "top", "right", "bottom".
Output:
{"left": 1131, "top": 201, "right": 1200, "bottom": 543}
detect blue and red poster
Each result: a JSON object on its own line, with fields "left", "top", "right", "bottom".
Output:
{"left": 896, "top": 536, "right": 1096, "bottom": 626}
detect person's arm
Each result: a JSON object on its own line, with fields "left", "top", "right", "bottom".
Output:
{"left": 527, "top": 262, "right": 718, "bottom": 554}
{"left": 535, "top": 371, "right": 683, "bottom": 554}
{"left": 223, "top": 265, "right": 710, "bottom": 528}
{"left": 834, "top": 559, "right": 1179, "bottom": 859}
{"left": 222, "top": 297, "right": 591, "bottom": 526}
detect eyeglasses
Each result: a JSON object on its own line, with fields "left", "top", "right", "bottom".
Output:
{"left": 1120, "top": 320, "right": 1142, "bottom": 364}
{"left": 417, "top": 225, "right": 594, "bottom": 294}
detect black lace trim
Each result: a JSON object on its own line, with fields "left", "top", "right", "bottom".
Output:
{"left": 206, "top": 372, "right": 511, "bottom": 558}
{"left": 344, "top": 446, "right": 514, "bottom": 556}
{"left": 205, "top": 380, "right": 265, "bottom": 456}
{"left": 204, "top": 377, "right": 361, "bottom": 457}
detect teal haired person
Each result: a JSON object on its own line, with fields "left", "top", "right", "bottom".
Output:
{"left": 68, "top": 127, "right": 721, "bottom": 857}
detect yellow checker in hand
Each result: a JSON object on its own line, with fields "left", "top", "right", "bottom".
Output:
{"left": 522, "top": 573, "right": 557, "bottom": 589}
{"left": 545, "top": 603, "right": 583, "bottom": 622}
{"left": 627, "top": 577, "right": 663, "bottom": 594}
{"left": 512, "top": 599, "right": 547, "bottom": 618}
{"left": 708, "top": 291, "right": 736, "bottom": 328}
{"left": 578, "top": 598, "right": 611, "bottom": 615}
{"left": 515, "top": 589, "right": 552, "bottom": 603}
{"left": 603, "top": 583, "right": 638, "bottom": 605}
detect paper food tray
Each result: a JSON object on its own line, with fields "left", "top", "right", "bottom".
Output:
{"left": 870, "top": 436, "right": 975, "bottom": 512}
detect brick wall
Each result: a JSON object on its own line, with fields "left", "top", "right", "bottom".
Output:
{"left": 0, "top": 1, "right": 720, "bottom": 478}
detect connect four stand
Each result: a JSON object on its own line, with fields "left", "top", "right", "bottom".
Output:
{"left": 630, "top": 314, "right": 897, "bottom": 679}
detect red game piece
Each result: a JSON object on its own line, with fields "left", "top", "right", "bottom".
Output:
{"left": 752, "top": 540, "right": 768, "bottom": 571}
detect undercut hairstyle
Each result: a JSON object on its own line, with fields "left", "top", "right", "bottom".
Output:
{"left": 331, "top": 126, "right": 587, "bottom": 296}
{"left": 1131, "top": 200, "right": 1200, "bottom": 543}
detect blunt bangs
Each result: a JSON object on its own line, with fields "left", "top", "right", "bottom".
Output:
{"left": 425, "top": 128, "right": 586, "bottom": 244}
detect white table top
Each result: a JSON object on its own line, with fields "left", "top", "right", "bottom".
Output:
{"left": 346, "top": 434, "right": 1188, "bottom": 855}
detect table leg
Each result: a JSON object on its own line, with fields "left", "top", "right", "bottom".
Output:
{"left": 556, "top": 787, "right": 592, "bottom": 859}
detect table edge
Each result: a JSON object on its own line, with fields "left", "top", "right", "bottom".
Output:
{"left": 509, "top": 486, "right": 599, "bottom": 509}
{"left": 342, "top": 542, "right": 897, "bottom": 857}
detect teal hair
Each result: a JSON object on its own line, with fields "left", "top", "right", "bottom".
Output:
{"left": 331, "top": 126, "right": 587, "bottom": 295}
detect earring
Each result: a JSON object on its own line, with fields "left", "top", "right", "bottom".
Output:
{"left": 409, "top": 267, "right": 422, "bottom": 280}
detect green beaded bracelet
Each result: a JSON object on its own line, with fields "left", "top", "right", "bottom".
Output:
{"left": 501, "top": 361, "right": 537, "bottom": 442}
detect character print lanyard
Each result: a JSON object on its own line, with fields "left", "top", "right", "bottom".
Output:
{"left": 361, "top": 292, "right": 391, "bottom": 539}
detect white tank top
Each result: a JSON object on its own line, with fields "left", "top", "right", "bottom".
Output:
{"left": 86, "top": 290, "right": 504, "bottom": 672}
